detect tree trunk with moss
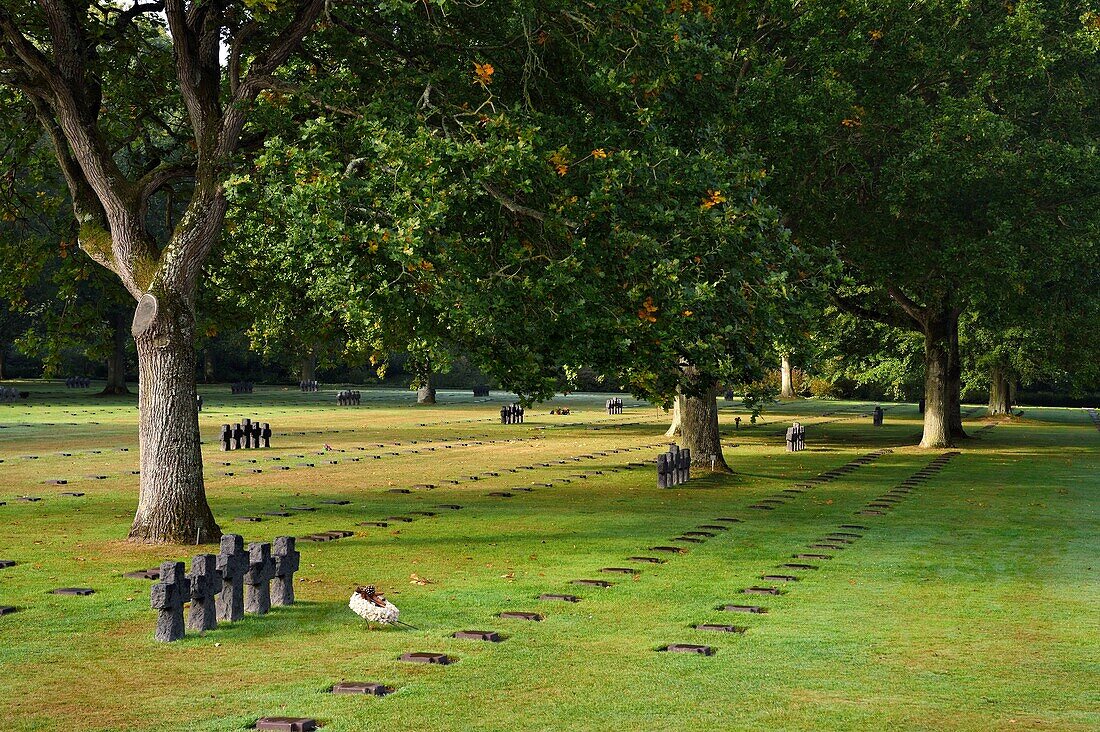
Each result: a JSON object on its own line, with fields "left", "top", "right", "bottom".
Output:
{"left": 988, "top": 366, "right": 1012, "bottom": 415}
{"left": 416, "top": 371, "right": 436, "bottom": 405}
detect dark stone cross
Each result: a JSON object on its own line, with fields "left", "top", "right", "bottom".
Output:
{"left": 216, "top": 534, "right": 249, "bottom": 623}
{"left": 220, "top": 424, "right": 232, "bottom": 451}
{"left": 261, "top": 423, "right": 272, "bottom": 448}
{"left": 186, "top": 553, "right": 223, "bottom": 632}
{"left": 242, "top": 419, "right": 253, "bottom": 448}
{"left": 271, "top": 536, "right": 300, "bottom": 607}
{"left": 244, "top": 542, "right": 276, "bottom": 615}
{"left": 150, "top": 561, "right": 189, "bottom": 642}
{"left": 232, "top": 423, "right": 244, "bottom": 450}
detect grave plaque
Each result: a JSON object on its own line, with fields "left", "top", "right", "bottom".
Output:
{"left": 538, "top": 594, "right": 580, "bottom": 602}
{"left": 661, "top": 644, "right": 714, "bottom": 655}
{"left": 722, "top": 604, "right": 767, "bottom": 614}
{"left": 51, "top": 587, "right": 94, "bottom": 595}
{"left": 331, "top": 682, "right": 392, "bottom": 696}
{"left": 694, "top": 624, "right": 745, "bottom": 633}
{"left": 399, "top": 652, "right": 452, "bottom": 664}
{"left": 255, "top": 718, "right": 317, "bottom": 732}
{"left": 499, "top": 611, "right": 542, "bottom": 621}
{"left": 452, "top": 630, "right": 502, "bottom": 642}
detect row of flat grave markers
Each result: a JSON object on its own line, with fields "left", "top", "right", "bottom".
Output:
{"left": 472, "top": 385, "right": 491, "bottom": 397}
{"left": 65, "top": 376, "right": 91, "bottom": 388}
{"left": 500, "top": 404, "right": 525, "bottom": 424}
{"left": 300, "top": 380, "right": 319, "bottom": 392}
{"left": 219, "top": 420, "right": 273, "bottom": 450}
{"left": 605, "top": 397, "right": 624, "bottom": 415}
{"left": 336, "top": 390, "right": 361, "bottom": 406}
{"left": 231, "top": 381, "right": 254, "bottom": 394}
{"left": 656, "top": 445, "right": 691, "bottom": 488}
{"left": 149, "top": 535, "right": 299, "bottom": 642}
{"left": 785, "top": 422, "right": 806, "bottom": 451}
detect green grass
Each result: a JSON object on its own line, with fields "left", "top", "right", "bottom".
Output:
{"left": 0, "top": 382, "right": 1096, "bottom": 731}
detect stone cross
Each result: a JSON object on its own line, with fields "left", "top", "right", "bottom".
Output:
{"left": 244, "top": 542, "right": 276, "bottom": 615}
{"left": 271, "top": 536, "right": 300, "bottom": 606}
{"left": 657, "top": 453, "right": 669, "bottom": 488}
{"left": 186, "top": 553, "right": 223, "bottom": 632}
{"left": 232, "top": 423, "right": 244, "bottom": 450}
{"left": 216, "top": 534, "right": 249, "bottom": 622}
{"left": 150, "top": 560, "right": 189, "bottom": 642}
{"left": 220, "top": 424, "right": 232, "bottom": 451}
{"left": 242, "top": 419, "right": 253, "bottom": 449}
{"left": 261, "top": 423, "right": 272, "bottom": 448}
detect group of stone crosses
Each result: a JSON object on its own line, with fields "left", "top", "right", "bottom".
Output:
{"left": 231, "top": 381, "right": 254, "bottom": 394}
{"left": 336, "top": 390, "right": 361, "bottom": 406}
{"left": 472, "top": 384, "right": 490, "bottom": 397}
{"left": 151, "top": 534, "right": 300, "bottom": 642}
{"left": 785, "top": 422, "right": 806, "bottom": 452}
{"left": 65, "top": 376, "right": 91, "bottom": 388}
{"left": 220, "top": 418, "right": 272, "bottom": 450}
{"left": 500, "top": 403, "right": 525, "bottom": 424}
{"left": 0, "top": 386, "right": 21, "bottom": 403}
{"left": 657, "top": 444, "right": 691, "bottom": 488}
{"left": 299, "top": 380, "right": 319, "bottom": 392}
{"left": 605, "top": 397, "right": 624, "bottom": 414}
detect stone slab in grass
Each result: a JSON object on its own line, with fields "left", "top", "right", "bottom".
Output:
{"left": 672, "top": 536, "right": 705, "bottom": 544}
{"left": 399, "top": 652, "right": 452, "bottom": 665}
{"left": 627, "top": 557, "right": 666, "bottom": 564}
{"left": 683, "top": 531, "right": 716, "bottom": 538}
{"left": 839, "top": 524, "right": 867, "bottom": 530}
{"left": 487, "top": 492, "right": 514, "bottom": 498}
{"left": 650, "top": 546, "right": 687, "bottom": 554}
{"left": 320, "top": 500, "right": 350, "bottom": 505}
{"left": 17, "top": 496, "right": 42, "bottom": 502}
{"left": 43, "top": 479, "right": 67, "bottom": 485}
{"left": 571, "top": 579, "right": 612, "bottom": 587}
{"left": 264, "top": 511, "right": 291, "bottom": 517}
{"left": 748, "top": 504, "right": 775, "bottom": 510}
{"left": 794, "top": 554, "right": 832, "bottom": 560}
{"left": 60, "top": 491, "right": 84, "bottom": 497}
{"left": 0, "top": 560, "right": 16, "bottom": 569}
{"left": 331, "top": 681, "right": 392, "bottom": 696}
{"left": 50, "top": 588, "right": 94, "bottom": 596}
{"left": 760, "top": 574, "right": 799, "bottom": 582}
{"left": 235, "top": 516, "right": 263, "bottom": 523}
{"left": 539, "top": 593, "right": 580, "bottom": 603}
{"left": 858, "top": 509, "right": 886, "bottom": 516}
{"left": 255, "top": 717, "right": 317, "bottom": 731}
{"left": 435, "top": 504, "right": 462, "bottom": 510}
{"left": 742, "top": 587, "right": 781, "bottom": 595}
{"left": 780, "top": 563, "right": 818, "bottom": 570}
{"left": 695, "top": 624, "right": 746, "bottom": 633}
{"left": 696, "top": 524, "right": 728, "bottom": 531}
{"left": 407, "top": 511, "right": 437, "bottom": 517}
{"left": 809, "top": 543, "right": 846, "bottom": 550}
{"left": 599, "top": 567, "right": 638, "bottom": 575}
{"left": 387, "top": 488, "right": 411, "bottom": 494}
{"left": 123, "top": 568, "right": 160, "bottom": 580}
{"left": 713, "top": 517, "right": 742, "bottom": 523}
{"left": 661, "top": 644, "right": 714, "bottom": 655}
{"left": 452, "top": 630, "right": 503, "bottom": 642}
{"left": 386, "top": 516, "right": 414, "bottom": 523}
{"left": 499, "top": 611, "right": 542, "bottom": 621}
{"left": 0, "top": 606, "right": 17, "bottom": 616}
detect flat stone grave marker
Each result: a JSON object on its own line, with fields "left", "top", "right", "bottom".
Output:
{"left": 600, "top": 567, "right": 638, "bottom": 575}
{"left": 255, "top": 718, "right": 317, "bottom": 732}
{"left": 436, "top": 504, "right": 462, "bottom": 510}
{"left": 650, "top": 546, "right": 686, "bottom": 553}
{"left": 571, "top": 579, "right": 612, "bottom": 587}
{"left": 794, "top": 554, "right": 832, "bottom": 560}
{"left": 0, "top": 560, "right": 16, "bottom": 569}
{"left": 858, "top": 509, "right": 886, "bottom": 515}
{"left": 809, "top": 543, "right": 845, "bottom": 550}
{"left": 60, "top": 491, "right": 84, "bottom": 497}
{"left": 742, "top": 587, "right": 781, "bottom": 595}
{"left": 331, "top": 681, "right": 392, "bottom": 696}
{"left": 264, "top": 511, "right": 291, "bottom": 517}
{"left": 628, "top": 556, "right": 665, "bottom": 564}
{"left": 695, "top": 624, "right": 745, "bottom": 633}
{"left": 51, "top": 587, "right": 94, "bottom": 595}
{"left": 696, "top": 525, "right": 728, "bottom": 531}
{"left": 124, "top": 568, "right": 160, "bottom": 580}
{"left": 288, "top": 506, "right": 315, "bottom": 511}
{"left": 487, "top": 492, "right": 514, "bottom": 498}
{"left": 17, "top": 496, "right": 42, "bottom": 502}
{"left": 780, "top": 563, "right": 818, "bottom": 570}
{"left": 714, "top": 517, "right": 742, "bottom": 523}
{"left": 399, "top": 652, "right": 452, "bottom": 665}
{"left": 408, "top": 511, "right": 436, "bottom": 517}
{"left": 357, "top": 521, "right": 389, "bottom": 527}
{"left": 683, "top": 531, "right": 716, "bottom": 538}
{"left": 387, "top": 488, "right": 411, "bottom": 494}
{"left": 0, "top": 606, "right": 18, "bottom": 616}
{"left": 452, "top": 630, "right": 503, "bottom": 642}
{"left": 499, "top": 611, "right": 542, "bottom": 621}
{"left": 748, "top": 504, "right": 776, "bottom": 510}
{"left": 235, "top": 516, "right": 263, "bottom": 523}
{"left": 661, "top": 644, "right": 714, "bottom": 655}
{"left": 539, "top": 593, "right": 580, "bottom": 602}
{"left": 760, "top": 574, "right": 798, "bottom": 582}
{"left": 44, "top": 479, "right": 67, "bottom": 485}
{"left": 386, "top": 516, "right": 414, "bottom": 522}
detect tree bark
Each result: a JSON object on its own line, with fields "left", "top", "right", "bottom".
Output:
{"left": 100, "top": 309, "right": 131, "bottom": 395}
{"left": 946, "top": 311, "right": 967, "bottom": 439}
{"left": 300, "top": 351, "right": 317, "bottom": 383}
{"left": 416, "top": 371, "right": 436, "bottom": 404}
{"left": 679, "top": 383, "right": 731, "bottom": 472}
{"left": 988, "top": 366, "right": 1012, "bottom": 415}
{"left": 128, "top": 298, "right": 219, "bottom": 544}
{"left": 919, "top": 312, "right": 954, "bottom": 449}
{"left": 665, "top": 394, "right": 682, "bottom": 437}
{"left": 780, "top": 354, "right": 796, "bottom": 399}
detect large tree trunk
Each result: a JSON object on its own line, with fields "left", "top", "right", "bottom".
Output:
{"left": 665, "top": 394, "right": 682, "bottom": 437}
{"left": 300, "top": 351, "right": 316, "bottom": 383}
{"left": 988, "top": 366, "right": 1012, "bottom": 416}
{"left": 128, "top": 299, "right": 220, "bottom": 544}
{"left": 100, "top": 309, "right": 131, "bottom": 395}
{"left": 946, "top": 312, "right": 967, "bottom": 439}
{"left": 920, "top": 313, "right": 954, "bottom": 449}
{"left": 416, "top": 371, "right": 436, "bottom": 405}
{"left": 780, "top": 354, "right": 796, "bottom": 399}
{"left": 679, "top": 384, "right": 731, "bottom": 472}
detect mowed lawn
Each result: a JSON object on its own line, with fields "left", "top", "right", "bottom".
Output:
{"left": 0, "top": 384, "right": 1096, "bottom": 732}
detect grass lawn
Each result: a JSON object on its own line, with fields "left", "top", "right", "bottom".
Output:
{"left": 0, "top": 383, "right": 1096, "bottom": 731}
